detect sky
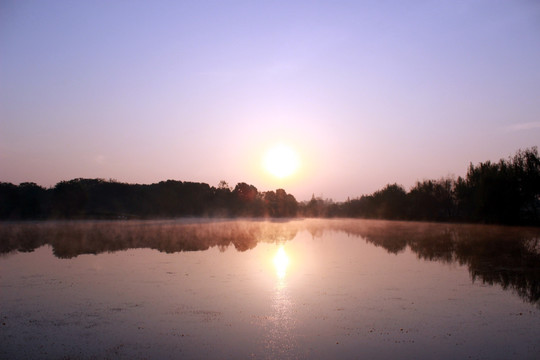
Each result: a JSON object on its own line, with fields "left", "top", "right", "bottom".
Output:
{"left": 1, "top": 0, "right": 539, "bottom": 201}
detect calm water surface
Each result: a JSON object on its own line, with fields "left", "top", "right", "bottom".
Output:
{"left": 1, "top": 219, "right": 539, "bottom": 359}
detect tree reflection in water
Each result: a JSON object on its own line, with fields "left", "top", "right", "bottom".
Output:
{"left": 1, "top": 219, "right": 539, "bottom": 305}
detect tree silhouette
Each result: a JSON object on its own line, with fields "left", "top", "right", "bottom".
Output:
{"left": 0, "top": 148, "right": 538, "bottom": 224}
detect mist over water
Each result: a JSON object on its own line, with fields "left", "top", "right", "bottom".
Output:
{"left": 1, "top": 219, "right": 539, "bottom": 359}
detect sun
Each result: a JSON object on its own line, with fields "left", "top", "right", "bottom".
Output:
{"left": 263, "top": 143, "right": 300, "bottom": 179}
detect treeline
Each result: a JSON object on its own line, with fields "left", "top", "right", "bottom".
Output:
{"left": 1, "top": 147, "right": 539, "bottom": 225}
{"left": 0, "top": 180, "right": 297, "bottom": 219}
{"left": 304, "top": 147, "right": 540, "bottom": 226}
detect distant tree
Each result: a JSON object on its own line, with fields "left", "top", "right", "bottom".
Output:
{"left": 0, "top": 182, "right": 19, "bottom": 219}
{"left": 408, "top": 178, "right": 454, "bottom": 221}
{"left": 233, "top": 182, "right": 258, "bottom": 202}
{"left": 212, "top": 181, "right": 233, "bottom": 216}
{"left": 52, "top": 179, "right": 89, "bottom": 218}
{"left": 302, "top": 194, "right": 332, "bottom": 217}
{"left": 264, "top": 189, "right": 298, "bottom": 217}
{"left": 232, "top": 182, "right": 263, "bottom": 216}
{"left": 511, "top": 147, "right": 540, "bottom": 223}
{"left": 371, "top": 184, "right": 408, "bottom": 220}
{"left": 17, "top": 182, "right": 47, "bottom": 219}
{"left": 218, "top": 180, "right": 231, "bottom": 191}
{"left": 452, "top": 147, "right": 540, "bottom": 224}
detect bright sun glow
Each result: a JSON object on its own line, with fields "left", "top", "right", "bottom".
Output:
{"left": 273, "top": 246, "right": 290, "bottom": 279}
{"left": 263, "top": 144, "right": 300, "bottom": 179}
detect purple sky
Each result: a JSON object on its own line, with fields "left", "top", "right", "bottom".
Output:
{"left": 1, "top": 0, "right": 539, "bottom": 201}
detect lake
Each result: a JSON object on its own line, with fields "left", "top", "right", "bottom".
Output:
{"left": 1, "top": 219, "right": 539, "bottom": 359}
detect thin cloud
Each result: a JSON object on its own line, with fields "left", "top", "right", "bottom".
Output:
{"left": 505, "top": 122, "right": 540, "bottom": 131}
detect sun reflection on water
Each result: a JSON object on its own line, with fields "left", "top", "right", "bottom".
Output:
{"left": 262, "top": 244, "right": 296, "bottom": 356}
{"left": 273, "top": 245, "right": 290, "bottom": 279}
